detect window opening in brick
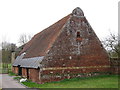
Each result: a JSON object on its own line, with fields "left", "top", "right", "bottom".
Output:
{"left": 77, "top": 32, "right": 80, "bottom": 38}
{"left": 100, "top": 44, "right": 103, "bottom": 48}
{"left": 76, "top": 31, "right": 82, "bottom": 42}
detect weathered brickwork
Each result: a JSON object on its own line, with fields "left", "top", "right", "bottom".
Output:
{"left": 38, "top": 7, "right": 110, "bottom": 83}
{"left": 22, "top": 68, "right": 27, "bottom": 77}
{"left": 40, "top": 67, "right": 110, "bottom": 83}
{"left": 28, "top": 68, "right": 39, "bottom": 82}
{"left": 41, "top": 7, "right": 110, "bottom": 78}
{"left": 12, "top": 66, "right": 18, "bottom": 74}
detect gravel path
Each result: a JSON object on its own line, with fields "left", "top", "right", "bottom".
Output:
{"left": 0, "top": 74, "right": 26, "bottom": 88}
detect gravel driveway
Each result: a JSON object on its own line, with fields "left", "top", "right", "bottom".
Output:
{"left": 0, "top": 74, "right": 26, "bottom": 88}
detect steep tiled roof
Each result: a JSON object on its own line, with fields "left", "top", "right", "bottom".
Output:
{"left": 20, "top": 14, "right": 70, "bottom": 58}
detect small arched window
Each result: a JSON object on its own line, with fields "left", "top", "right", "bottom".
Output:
{"left": 76, "top": 31, "right": 82, "bottom": 42}
{"left": 77, "top": 32, "right": 80, "bottom": 38}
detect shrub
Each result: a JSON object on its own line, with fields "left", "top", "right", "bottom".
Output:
{"left": 8, "top": 71, "right": 17, "bottom": 76}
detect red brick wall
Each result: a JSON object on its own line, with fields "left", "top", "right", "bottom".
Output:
{"left": 40, "top": 67, "right": 110, "bottom": 83}
{"left": 12, "top": 66, "right": 18, "bottom": 74}
{"left": 29, "top": 68, "right": 39, "bottom": 82}
{"left": 42, "top": 14, "right": 110, "bottom": 69}
{"left": 22, "top": 68, "right": 27, "bottom": 77}
{"left": 40, "top": 14, "right": 110, "bottom": 83}
{"left": 12, "top": 67, "right": 40, "bottom": 83}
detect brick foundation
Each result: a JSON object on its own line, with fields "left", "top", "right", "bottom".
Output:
{"left": 40, "top": 66, "right": 110, "bottom": 83}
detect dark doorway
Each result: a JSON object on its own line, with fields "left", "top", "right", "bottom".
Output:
{"left": 18, "top": 65, "right": 22, "bottom": 76}
{"left": 26, "top": 68, "right": 29, "bottom": 79}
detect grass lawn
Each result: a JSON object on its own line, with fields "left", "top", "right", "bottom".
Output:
{"left": 22, "top": 75, "right": 119, "bottom": 88}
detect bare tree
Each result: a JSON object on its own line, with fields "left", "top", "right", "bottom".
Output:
{"left": 18, "top": 33, "right": 33, "bottom": 46}
{"left": 28, "top": 34, "right": 33, "bottom": 41}
{"left": 102, "top": 32, "right": 120, "bottom": 58}
{"left": 18, "top": 34, "right": 27, "bottom": 45}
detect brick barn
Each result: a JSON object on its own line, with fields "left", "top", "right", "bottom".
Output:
{"left": 12, "top": 7, "right": 110, "bottom": 83}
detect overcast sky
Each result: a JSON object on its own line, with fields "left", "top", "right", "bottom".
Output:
{"left": 0, "top": 0, "right": 119, "bottom": 46}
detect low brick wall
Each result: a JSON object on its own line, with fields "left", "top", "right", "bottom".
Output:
{"left": 40, "top": 66, "right": 110, "bottom": 83}
{"left": 110, "top": 58, "right": 120, "bottom": 74}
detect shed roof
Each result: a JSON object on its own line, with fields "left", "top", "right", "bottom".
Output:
{"left": 13, "top": 53, "right": 44, "bottom": 68}
{"left": 20, "top": 56, "right": 44, "bottom": 68}
{"left": 12, "top": 53, "right": 25, "bottom": 66}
